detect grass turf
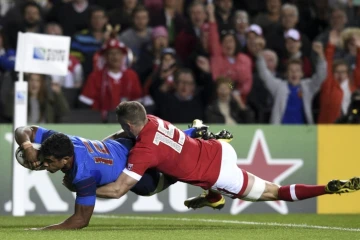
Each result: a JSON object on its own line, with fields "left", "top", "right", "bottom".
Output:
{"left": 0, "top": 214, "right": 359, "bottom": 240}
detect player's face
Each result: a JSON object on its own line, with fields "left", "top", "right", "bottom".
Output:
{"left": 42, "top": 155, "right": 67, "bottom": 173}
{"left": 118, "top": 120, "right": 136, "bottom": 139}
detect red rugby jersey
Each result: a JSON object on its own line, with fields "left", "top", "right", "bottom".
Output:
{"left": 123, "top": 115, "right": 222, "bottom": 189}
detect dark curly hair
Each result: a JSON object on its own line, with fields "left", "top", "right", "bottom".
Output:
{"left": 40, "top": 133, "right": 74, "bottom": 159}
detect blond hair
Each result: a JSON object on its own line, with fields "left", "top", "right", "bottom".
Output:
{"left": 340, "top": 27, "right": 360, "bottom": 49}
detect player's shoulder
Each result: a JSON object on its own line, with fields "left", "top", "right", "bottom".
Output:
{"left": 147, "top": 114, "right": 170, "bottom": 125}
{"left": 146, "top": 114, "right": 158, "bottom": 120}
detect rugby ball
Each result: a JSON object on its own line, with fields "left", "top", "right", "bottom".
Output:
{"left": 15, "top": 143, "right": 42, "bottom": 169}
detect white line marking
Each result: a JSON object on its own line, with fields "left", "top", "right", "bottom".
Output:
{"left": 93, "top": 215, "right": 360, "bottom": 232}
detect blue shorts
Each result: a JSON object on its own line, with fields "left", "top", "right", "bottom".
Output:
{"left": 114, "top": 138, "right": 176, "bottom": 196}
{"left": 130, "top": 169, "right": 177, "bottom": 196}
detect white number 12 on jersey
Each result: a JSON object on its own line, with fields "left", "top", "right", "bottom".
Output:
{"left": 153, "top": 119, "right": 185, "bottom": 153}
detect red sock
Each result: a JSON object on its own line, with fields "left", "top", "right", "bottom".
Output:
{"left": 206, "top": 190, "right": 222, "bottom": 203}
{"left": 278, "top": 184, "right": 327, "bottom": 202}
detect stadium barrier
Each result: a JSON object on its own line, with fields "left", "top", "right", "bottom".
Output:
{"left": 0, "top": 124, "right": 358, "bottom": 215}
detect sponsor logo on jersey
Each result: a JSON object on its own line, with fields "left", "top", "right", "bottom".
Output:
{"left": 127, "top": 163, "right": 133, "bottom": 171}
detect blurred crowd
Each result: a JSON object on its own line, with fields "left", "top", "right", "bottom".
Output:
{"left": 0, "top": 0, "right": 360, "bottom": 124}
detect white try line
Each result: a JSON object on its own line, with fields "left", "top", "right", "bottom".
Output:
{"left": 93, "top": 215, "right": 360, "bottom": 232}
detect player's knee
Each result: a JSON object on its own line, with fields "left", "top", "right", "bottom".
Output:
{"left": 262, "top": 183, "right": 280, "bottom": 201}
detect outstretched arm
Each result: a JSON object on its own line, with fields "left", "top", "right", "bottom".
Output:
{"left": 309, "top": 42, "right": 326, "bottom": 91}
{"left": 33, "top": 177, "right": 97, "bottom": 230}
{"left": 96, "top": 172, "right": 138, "bottom": 199}
{"left": 36, "top": 204, "right": 94, "bottom": 230}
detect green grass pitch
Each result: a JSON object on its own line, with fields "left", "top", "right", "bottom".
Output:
{"left": 0, "top": 214, "right": 359, "bottom": 240}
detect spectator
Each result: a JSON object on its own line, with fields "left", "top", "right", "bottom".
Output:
{"left": 262, "top": 49, "right": 279, "bottom": 76}
{"left": 280, "top": 29, "right": 312, "bottom": 78}
{"left": 253, "top": 0, "right": 281, "bottom": 35}
{"left": 1, "top": 73, "right": 70, "bottom": 123}
{"left": 141, "top": 47, "right": 180, "bottom": 112}
{"left": 187, "top": 24, "right": 211, "bottom": 86}
{"left": 247, "top": 49, "right": 275, "bottom": 123}
{"left": 133, "top": 26, "right": 169, "bottom": 85}
{"left": 233, "top": 10, "right": 249, "bottom": 49}
{"left": 215, "top": 0, "right": 235, "bottom": 31}
{"left": 5, "top": 1, "right": 45, "bottom": 49}
{"left": 233, "top": 0, "right": 266, "bottom": 17}
{"left": 318, "top": 30, "right": 360, "bottom": 124}
{"left": 150, "top": 0, "right": 186, "bottom": 46}
{"left": 79, "top": 38, "right": 142, "bottom": 121}
{"left": 150, "top": 67, "right": 213, "bottom": 123}
{"left": 340, "top": 27, "right": 360, "bottom": 69}
{"left": 266, "top": 3, "right": 311, "bottom": 59}
{"left": 206, "top": 77, "right": 253, "bottom": 124}
{"left": 147, "top": 47, "right": 179, "bottom": 94}
{"left": 0, "top": 29, "right": 15, "bottom": 72}
{"left": 45, "top": 23, "right": 84, "bottom": 89}
{"left": 243, "top": 24, "right": 264, "bottom": 68}
{"left": 295, "top": 0, "right": 330, "bottom": 41}
{"left": 207, "top": 3, "right": 252, "bottom": 102}
{"left": 144, "top": 0, "right": 164, "bottom": 12}
{"left": 90, "top": 0, "right": 122, "bottom": 11}
{"left": 2, "top": 0, "right": 23, "bottom": 27}
{"left": 119, "top": 5, "right": 152, "bottom": 61}
{"left": 71, "top": 6, "right": 108, "bottom": 78}
{"left": 315, "top": 6, "right": 348, "bottom": 47}
{"left": 346, "top": 0, "right": 360, "bottom": 27}
{"left": 175, "top": 0, "right": 207, "bottom": 61}
{"left": 256, "top": 41, "right": 326, "bottom": 124}
{"left": 48, "top": 0, "right": 91, "bottom": 37}
{"left": 108, "top": 0, "right": 139, "bottom": 33}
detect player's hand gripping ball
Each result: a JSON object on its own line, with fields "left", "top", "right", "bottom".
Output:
{"left": 15, "top": 143, "right": 44, "bottom": 170}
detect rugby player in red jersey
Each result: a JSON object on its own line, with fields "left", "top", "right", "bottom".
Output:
{"left": 96, "top": 101, "right": 360, "bottom": 209}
